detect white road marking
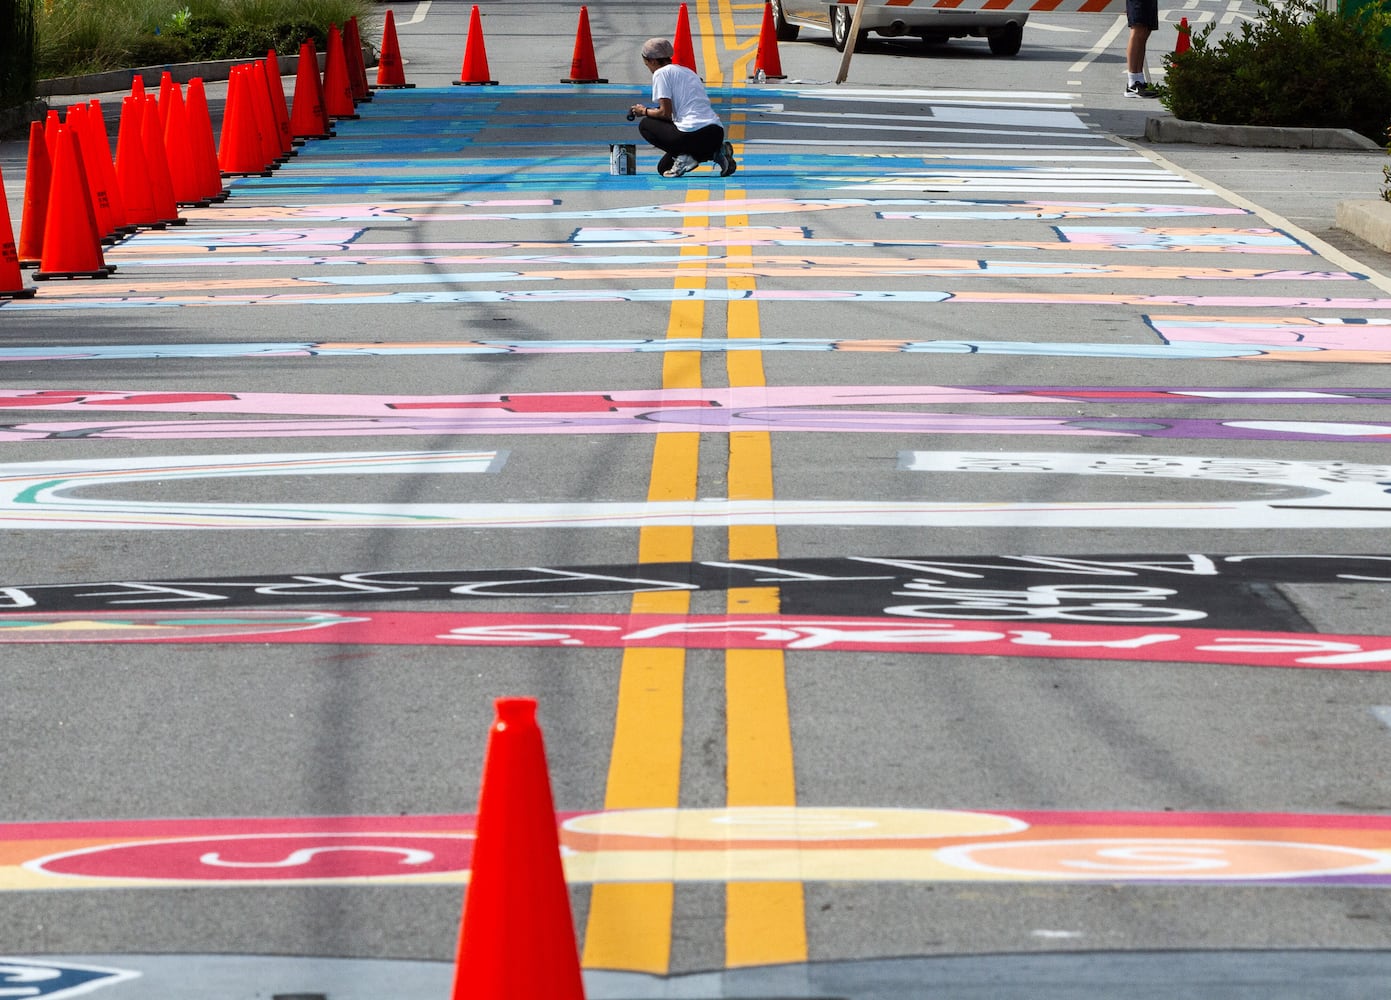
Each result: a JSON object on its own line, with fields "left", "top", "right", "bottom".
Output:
{"left": 1069, "top": 14, "right": 1127, "bottom": 72}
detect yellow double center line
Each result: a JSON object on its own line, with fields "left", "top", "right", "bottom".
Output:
{"left": 582, "top": 2, "right": 806, "bottom": 973}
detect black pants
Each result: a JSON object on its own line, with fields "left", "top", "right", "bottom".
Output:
{"left": 638, "top": 119, "right": 724, "bottom": 173}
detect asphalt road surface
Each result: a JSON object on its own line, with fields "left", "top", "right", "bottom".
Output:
{"left": 2, "top": 0, "right": 1391, "bottom": 997}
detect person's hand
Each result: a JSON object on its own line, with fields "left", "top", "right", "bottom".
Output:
{"left": 629, "top": 104, "right": 646, "bottom": 119}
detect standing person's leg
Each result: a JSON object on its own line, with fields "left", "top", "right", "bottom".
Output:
{"left": 1124, "top": 0, "right": 1158, "bottom": 96}
{"left": 1126, "top": 25, "right": 1150, "bottom": 73}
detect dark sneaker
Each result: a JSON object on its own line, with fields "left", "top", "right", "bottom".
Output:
{"left": 717, "top": 141, "right": 738, "bottom": 177}
{"left": 1125, "top": 80, "right": 1159, "bottom": 98}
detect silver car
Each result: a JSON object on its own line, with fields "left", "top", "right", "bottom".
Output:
{"left": 770, "top": 0, "right": 1027, "bottom": 55}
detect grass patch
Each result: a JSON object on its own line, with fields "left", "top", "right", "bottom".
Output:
{"left": 35, "top": 0, "right": 374, "bottom": 78}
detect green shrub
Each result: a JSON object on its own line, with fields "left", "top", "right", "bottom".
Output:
{"left": 35, "top": 0, "right": 371, "bottom": 78}
{"left": 1, "top": 0, "right": 38, "bottom": 106}
{"left": 1161, "top": 0, "right": 1391, "bottom": 143}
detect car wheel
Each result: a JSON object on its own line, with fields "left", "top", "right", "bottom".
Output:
{"left": 771, "top": 0, "right": 800, "bottom": 40}
{"left": 987, "top": 21, "right": 1023, "bottom": 55}
{"left": 831, "top": 5, "right": 864, "bottom": 52}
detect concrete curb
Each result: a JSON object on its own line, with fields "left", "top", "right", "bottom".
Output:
{"left": 1336, "top": 199, "right": 1391, "bottom": 253}
{"left": 1144, "top": 115, "right": 1383, "bottom": 151}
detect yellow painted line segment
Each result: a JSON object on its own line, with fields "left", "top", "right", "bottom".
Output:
{"left": 583, "top": 192, "right": 711, "bottom": 976}
{"left": 723, "top": 175, "right": 809, "bottom": 969}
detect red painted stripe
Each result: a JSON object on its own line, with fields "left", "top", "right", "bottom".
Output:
{"left": 3, "top": 611, "right": 1391, "bottom": 672}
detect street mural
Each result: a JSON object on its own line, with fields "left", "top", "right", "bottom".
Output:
{"left": 4, "top": 550, "right": 1390, "bottom": 624}
{"left": 103, "top": 227, "right": 1302, "bottom": 259}
{"left": 5, "top": 385, "right": 1391, "bottom": 441}
{"left": 0, "top": 451, "right": 505, "bottom": 529}
{"left": 2, "top": 329, "right": 1389, "bottom": 361}
{"left": 3, "top": 808, "right": 1390, "bottom": 890}
{"left": 173, "top": 198, "right": 1248, "bottom": 223}
{"left": 4, "top": 259, "right": 1362, "bottom": 283}
{"left": 3, "top": 610, "right": 1391, "bottom": 669}
{"left": 8, "top": 74, "right": 1391, "bottom": 981}
{"left": 2, "top": 449, "right": 1388, "bottom": 530}
{"left": 12, "top": 289, "right": 1391, "bottom": 311}
{"left": 0, "top": 959, "right": 138, "bottom": 998}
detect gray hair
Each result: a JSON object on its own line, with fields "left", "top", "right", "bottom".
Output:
{"left": 641, "top": 37, "right": 674, "bottom": 60}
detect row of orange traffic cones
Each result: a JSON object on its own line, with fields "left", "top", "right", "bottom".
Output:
{"left": 453, "top": 2, "right": 787, "bottom": 85}
{"left": 1, "top": 17, "right": 385, "bottom": 297}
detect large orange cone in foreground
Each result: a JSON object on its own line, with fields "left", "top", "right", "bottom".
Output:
{"left": 672, "top": 3, "right": 697, "bottom": 72}
{"left": 17, "top": 121, "right": 52, "bottom": 267}
{"left": 290, "top": 40, "right": 334, "bottom": 140}
{"left": 34, "top": 126, "right": 110, "bottom": 281}
{"left": 376, "top": 9, "right": 415, "bottom": 88}
{"left": 562, "top": 6, "right": 607, "bottom": 84}
{"left": 0, "top": 167, "right": 36, "bottom": 298}
{"left": 751, "top": 1, "right": 787, "bottom": 79}
{"left": 455, "top": 5, "right": 498, "bottom": 85}
{"left": 450, "top": 699, "right": 585, "bottom": 1000}
{"left": 1175, "top": 15, "right": 1192, "bottom": 54}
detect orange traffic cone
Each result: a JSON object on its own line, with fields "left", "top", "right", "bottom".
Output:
{"left": 323, "top": 24, "right": 359, "bottom": 118}
{"left": 158, "top": 71, "right": 178, "bottom": 130}
{"left": 131, "top": 75, "right": 145, "bottom": 101}
{"left": 33, "top": 126, "right": 110, "bottom": 280}
{"left": 114, "top": 96, "right": 159, "bottom": 228}
{"left": 219, "top": 66, "right": 274, "bottom": 177}
{"left": 455, "top": 6, "right": 499, "bottom": 85}
{"left": 43, "top": 111, "right": 63, "bottom": 187}
{"left": 673, "top": 3, "right": 697, "bottom": 72}
{"left": 186, "top": 77, "right": 232, "bottom": 200}
{"left": 249, "top": 60, "right": 286, "bottom": 168}
{"left": 290, "top": 40, "right": 334, "bottom": 140}
{"left": 1175, "top": 15, "right": 1192, "bottom": 54}
{"left": 450, "top": 699, "right": 585, "bottom": 1000}
{"left": 262, "top": 50, "right": 296, "bottom": 155}
{"left": 63, "top": 106, "right": 116, "bottom": 241}
{"left": 344, "top": 16, "right": 372, "bottom": 103}
{"left": 376, "top": 9, "right": 415, "bottom": 88}
{"left": 160, "top": 80, "right": 213, "bottom": 206}
{"left": 0, "top": 167, "right": 36, "bottom": 298}
{"left": 142, "top": 96, "right": 183, "bottom": 226}
{"left": 86, "top": 99, "right": 133, "bottom": 233}
{"left": 751, "top": 2, "right": 787, "bottom": 79}
{"left": 17, "top": 122, "right": 52, "bottom": 267}
{"left": 562, "top": 6, "right": 607, "bottom": 84}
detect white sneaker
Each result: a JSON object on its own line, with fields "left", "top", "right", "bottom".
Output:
{"left": 662, "top": 154, "right": 698, "bottom": 177}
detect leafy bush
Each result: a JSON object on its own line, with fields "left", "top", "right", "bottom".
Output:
{"left": 1161, "top": 0, "right": 1391, "bottom": 143}
{"left": 1, "top": 0, "right": 38, "bottom": 106}
{"left": 35, "top": 0, "right": 370, "bottom": 78}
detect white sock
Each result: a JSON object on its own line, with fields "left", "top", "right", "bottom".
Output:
{"left": 1127, "top": 72, "right": 1146, "bottom": 85}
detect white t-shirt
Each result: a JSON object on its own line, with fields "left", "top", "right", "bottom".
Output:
{"left": 651, "top": 63, "right": 721, "bottom": 132}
